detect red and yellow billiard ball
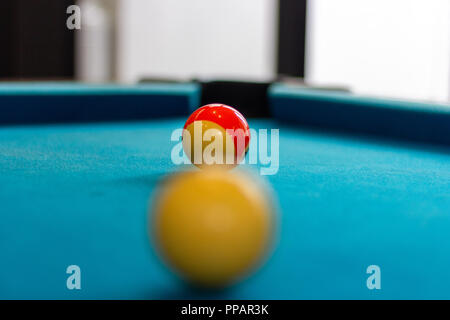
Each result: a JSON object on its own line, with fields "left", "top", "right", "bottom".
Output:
{"left": 182, "top": 104, "right": 250, "bottom": 169}
{"left": 151, "top": 169, "right": 275, "bottom": 288}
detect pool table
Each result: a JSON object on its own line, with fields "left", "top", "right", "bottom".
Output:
{"left": 0, "top": 83, "right": 449, "bottom": 299}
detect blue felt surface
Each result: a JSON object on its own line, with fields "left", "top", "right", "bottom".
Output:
{"left": 0, "top": 119, "right": 449, "bottom": 299}
{"left": 0, "top": 83, "right": 200, "bottom": 125}
{"left": 269, "top": 83, "right": 450, "bottom": 147}
{"left": 0, "top": 82, "right": 200, "bottom": 96}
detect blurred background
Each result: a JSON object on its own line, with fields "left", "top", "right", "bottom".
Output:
{"left": 0, "top": 0, "right": 449, "bottom": 103}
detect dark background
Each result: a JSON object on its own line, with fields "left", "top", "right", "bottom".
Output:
{"left": 0, "top": 0, "right": 306, "bottom": 81}
{"left": 0, "top": 0, "right": 75, "bottom": 79}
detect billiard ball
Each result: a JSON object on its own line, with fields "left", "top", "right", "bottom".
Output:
{"left": 150, "top": 169, "right": 275, "bottom": 287}
{"left": 182, "top": 104, "right": 250, "bottom": 169}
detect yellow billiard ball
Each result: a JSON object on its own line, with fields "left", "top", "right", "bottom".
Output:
{"left": 150, "top": 169, "right": 275, "bottom": 288}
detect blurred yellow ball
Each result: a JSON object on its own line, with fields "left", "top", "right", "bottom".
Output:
{"left": 150, "top": 169, "right": 275, "bottom": 287}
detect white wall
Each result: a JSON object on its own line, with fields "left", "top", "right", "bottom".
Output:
{"left": 306, "top": 0, "right": 450, "bottom": 103}
{"left": 76, "top": 0, "right": 114, "bottom": 83}
{"left": 116, "top": 0, "right": 278, "bottom": 83}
